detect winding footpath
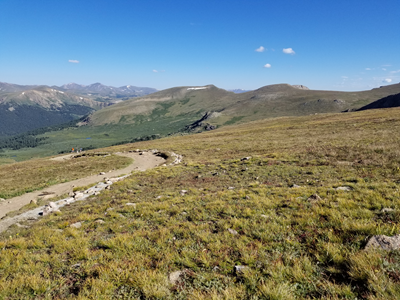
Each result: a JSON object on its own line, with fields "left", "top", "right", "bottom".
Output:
{"left": 0, "top": 151, "right": 166, "bottom": 233}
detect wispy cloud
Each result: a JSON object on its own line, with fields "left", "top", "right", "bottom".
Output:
{"left": 255, "top": 46, "right": 265, "bottom": 52}
{"left": 341, "top": 76, "right": 348, "bottom": 79}
{"left": 382, "top": 68, "right": 387, "bottom": 71}
{"left": 365, "top": 68, "right": 372, "bottom": 71}
{"left": 263, "top": 63, "right": 271, "bottom": 68}
{"left": 68, "top": 60, "right": 79, "bottom": 63}
{"left": 283, "top": 48, "right": 295, "bottom": 55}
{"left": 153, "top": 70, "right": 159, "bottom": 73}
{"left": 383, "top": 78, "right": 392, "bottom": 83}
{"left": 390, "top": 70, "right": 400, "bottom": 74}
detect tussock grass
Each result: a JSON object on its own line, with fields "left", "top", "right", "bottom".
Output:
{"left": 1, "top": 108, "right": 400, "bottom": 298}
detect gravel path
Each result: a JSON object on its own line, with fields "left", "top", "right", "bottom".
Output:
{"left": 0, "top": 151, "right": 166, "bottom": 232}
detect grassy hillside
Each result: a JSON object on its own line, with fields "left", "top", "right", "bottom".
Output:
{"left": 1, "top": 108, "right": 400, "bottom": 298}
{"left": 3, "top": 83, "right": 400, "bottom": 163}
{"left": 87, "top": 82, "right": 400, "bottom": 127}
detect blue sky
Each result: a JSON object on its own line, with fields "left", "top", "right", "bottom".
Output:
{"left": 0, "top": 0, "right": 399, "bottom": 91}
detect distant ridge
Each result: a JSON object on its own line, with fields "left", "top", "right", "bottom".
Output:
{"left": 357, "top": 93, "right": 400, "bottom": 111}
{"left": 60, "top": 82, "right": 157, "bottom": 100}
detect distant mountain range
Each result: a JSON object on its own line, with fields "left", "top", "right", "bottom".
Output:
{"left": 0, "top": 81, "right": 158, "bottom": 136}
{"left": 0, "top": 82, "right": 158, "bottom": 102}
{"left": 59, "top": 83, "right": 158, "bottom": 102}
{"left": 228, "top": 89, "right": 253, "bottom": 93}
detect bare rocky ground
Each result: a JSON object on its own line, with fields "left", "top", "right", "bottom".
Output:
{"left": 0, "top": 150, "right": 168, "bottom": 233}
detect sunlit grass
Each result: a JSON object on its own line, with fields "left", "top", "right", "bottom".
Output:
{"left": 1, "top": 108, "right": 400, "bottom": 298}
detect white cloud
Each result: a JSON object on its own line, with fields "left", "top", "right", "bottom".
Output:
{"left": 68, "top": 60, "right": 79, "bottom": 63}
{"left": 390, "top": 70, "right": 400, "bottom": 74}
{"left": 365, "top": 68, "right": 371, "bottom": 70}
{"left": 255, "top": 46, "right": 265, "bottom": 52}
{"left": 283, "top": 48, "right": 295, "bottom": 54}
{"left": 383, "top": 78, "right": 392, "bottom": 83}
{"left": 263, "top": 63, "right": 271, "bottom": 68}
{"left": 382, "top": 68, "right": 387, "bottom": 71}
{"left": 153, "top": 70, "right": 158, "bottom": 73}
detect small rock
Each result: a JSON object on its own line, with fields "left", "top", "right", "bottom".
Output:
{"left": 68, "top": 191, "right": 75, "bottom": 197}
{"left": 70, "top": 222, "right": 82, "bottom": 229}
{"left": 30, "top": 199, "right": 37, "bottom": 204}
{"left": 307, "top": 194, "right": 322, "bottom": 203}
{"left": 381, "top": 208, "right": 395, "bottom": 213}
{"left": 335, "top": 186, "right": 352, "bottom": 191}
{"left": 95, "top": 219, "right": 105, "bottom": 224}
{"left": 0, "top": 198, "right": 5, "bottom": 202}
{"left": 71, "top": 263, "right": 81, "bottom": 268}
{"left": 233, "top": 265, "right": 248, "bottom": 275}
{"left": 228, "top": 187, "right": 235, "bottom": 190}
{"left": 99, "top": 172, "right": 106, "bottom": 175}
{"left": 180, "top": 190, "right": 188, "bottom": 196}
{"left": 48, "top": 202, "right": 57, "bottom": 209}
{"left": 241, "top": 156, "right": 252, "bottom": 161}
{"left": 125, "top": 203, "right": 136, "bottom": 207}
{"left": 228, "top": 228, "right": 238, "bottom": 235}
{"left": 365, "top": 235, "right": 400, "bottom": 251}
{"left": 260, "top": 214, "right": 268, "bottom": 218}
{"left": 169, "top": 270, "right": 187, "bottom": 285}
{"left": 291, "top": 184, "right": 301, "bottom": 188}
{"left": 156, "top": 195, "right": 162, "bottom": 199}
{"left": 74, "top": 192, "right": 84, "bottom": 199}
{"left": 105, "top": 186, "right": 111, "bottom": 190}
{"left": 212, "top": 266, "right": 220, "bottom": 272}
{"left": 94, "top": 192, "right": 100, "bottom": 196}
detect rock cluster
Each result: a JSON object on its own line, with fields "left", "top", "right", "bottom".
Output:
{"left": 169, "top": 152, "right": 183, "bottom": 165}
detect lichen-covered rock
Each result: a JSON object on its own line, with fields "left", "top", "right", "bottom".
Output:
{"left": 365, "top": 235, "right": 400, "bottom": 251}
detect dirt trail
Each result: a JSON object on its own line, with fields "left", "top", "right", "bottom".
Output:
{"left": 0, "top": 151, "right": 165, "bottom": 219}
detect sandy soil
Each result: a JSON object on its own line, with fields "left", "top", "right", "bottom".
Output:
{"left": 0, "top": 151, "right": 165, "bottom": 219}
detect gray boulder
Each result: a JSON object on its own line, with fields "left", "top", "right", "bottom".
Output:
{"left": 365, "top": 235, "right": 400, "bottom": 251}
